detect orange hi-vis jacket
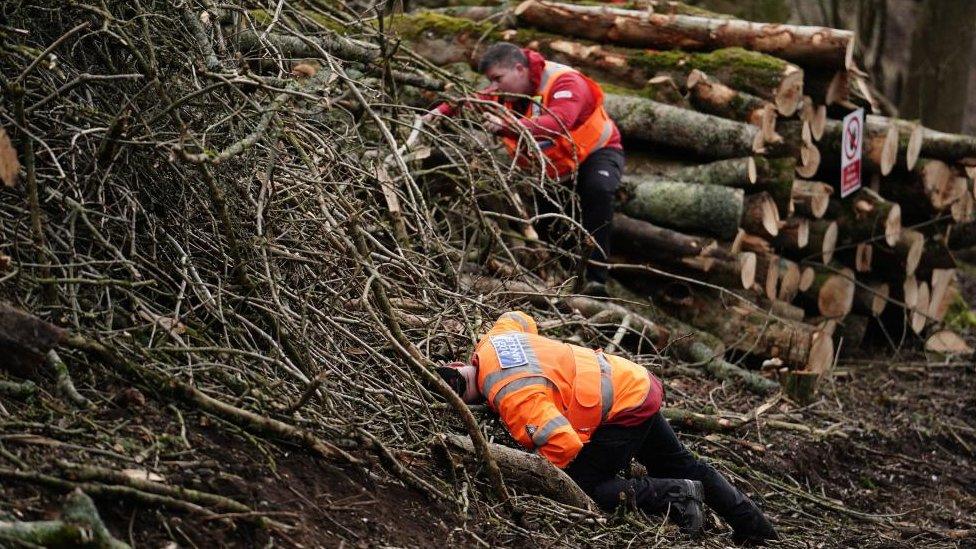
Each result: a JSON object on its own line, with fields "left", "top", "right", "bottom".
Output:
{"left": 500, "top": 61, "right": 616, "bottom": 179}
{"left": 474, "top": 311, "right": 662, "bottom": 468}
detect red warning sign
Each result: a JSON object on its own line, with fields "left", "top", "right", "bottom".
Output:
{"left": 840, "top": 108, "right": 864, "bottom": 198}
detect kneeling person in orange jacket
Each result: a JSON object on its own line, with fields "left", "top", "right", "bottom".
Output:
{"left": 437, "top": 311, "right": 778, "bottom": 543}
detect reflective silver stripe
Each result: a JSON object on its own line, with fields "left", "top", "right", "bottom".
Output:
{"left": 592, "top": 119, "right": 614, "bottom": 152}
{"left": 502, "top": 312, "right": 530, "bottom": 332}
{"left": 482, "top": 333, "right": 544, "bottom": 397}
{"left": 596, "top": 353, "right": 615, "bottom": 421}
{"left": 538, "top": 62, "right": 573, "bottom": 92}
{"left": 532, "top": 415, "right": 570, "bottom": 447}
{"left": 491, "top": 375, "right": 554, "bottom": 409}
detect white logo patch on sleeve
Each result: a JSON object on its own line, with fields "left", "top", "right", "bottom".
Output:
{"left": 489, "top": 334, "right": 529, "bottom": 369}
{"left": 552, "top": 90, "right": 573, "bottom": 100}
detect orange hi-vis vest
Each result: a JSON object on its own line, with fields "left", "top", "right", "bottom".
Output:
{"left": 500, "top": 61, "right": 615, "bottom": 179}
{"left": 474, "top": 311, "right": 655, "bottom": 468}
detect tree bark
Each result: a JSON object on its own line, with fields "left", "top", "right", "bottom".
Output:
{"left": 829, "top": 188, "right": 901, "bottom": 247}
{"left": 610, "top": 213, "right": 718, "bottom": 261}
{"left": 819, "top": 117, "right": 898, "bottom": 176}
{"left": 872, "top": 228, "right": 924, "bottom": 279}
{"left": 619, "top": 176, "right": 744, "bottom": 239}
{"left": 878, "top": 159, "right": 958, "bottom": 224}
{"left": 791, "top": 179, "right": 832, "bottom": 219}
{"left": 685, "top": 69, "right": 778, "bottom": 141}
{"left": 772, "top": 217, "right": 809, "bottom": 252}
{"left": 741, "top": 192, "right": 781, "bottom": 239}
{"left": 605, "top": 94, "right": 765, "bottom": 159}
{"left": 669, "top": 157, "right": 757, "bottom": 187}
{"left": 799, "top": 265, "right": 855, "bottom": 319}
{"left": 853, "top": 281, "right": 889, "bottom": 316}
{"left": 443, "top": 434, "right": 596, "bottom": 510}
{"left": 513, "top": 0, "right": 853, "bottom": 70}
{"left": 646, "top": 282, "right": 833, "bottom": 372}
{"left": 606, "top": 280, "right": 781, "bottom": 394}
{"left": 899, "top": 0, "right": 976, "bottom": 133}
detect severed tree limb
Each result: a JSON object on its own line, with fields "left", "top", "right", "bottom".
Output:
{"left": 443, "top": 434, "right": 595, "bottom": 511}
{"left": 0, "top": 489, "right": 129, "bottom": 549}
{"left": 47, "top": 349, "right": 92, "bottom": 409}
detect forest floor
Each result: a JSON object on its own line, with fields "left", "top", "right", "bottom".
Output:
{"left": 3, "top": 333, "right": 973, "bottom": 548}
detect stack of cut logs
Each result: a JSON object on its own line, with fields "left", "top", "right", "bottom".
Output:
{"left": 398, "top": 0, "right": 976, "bottom": 400}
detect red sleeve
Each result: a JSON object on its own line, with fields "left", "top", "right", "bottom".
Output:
{"left": 513, "top": 73, "right": 593, "bottom": 139}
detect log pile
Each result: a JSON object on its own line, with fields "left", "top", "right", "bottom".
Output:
{"left": 401, "top": 0, "right": 976, "bottom": 402}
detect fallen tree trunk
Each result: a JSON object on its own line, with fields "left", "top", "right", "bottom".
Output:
{"left": 916, "top": 126, "right": 976, "bottom": 163}
{"left": 606, "top": 280, "right": 781, "bottom": 393}
{"left": 443, "top": 434, "right": 595, "bottom": 510}
{"left": 829, "top": 188, "right": 901, "bottom": 247}
{"left": 791, "top": 179, "right": 831, "bottom": 219}
{"left": 872, "top": 229, "right": 924, "bottom": 279}
{"left": 669, "top": 157, "right": 757, "bottom": 187}
{"left": 879, "top": 159, "right": 959, "bottom": 223}
{"left": 741, "top": 192, "right": 781, "bottom": 239}
{"left": 605, "top": 94, "right": 765, "bottom": 159}
{"left": 819, "top": 118, "right": 898, "bottom": 176}
{"left": 610, "top": 213, "right": 719, "bottom": 262}
{"left": 620, "top": 176, "right": 744, "bottom": 239}
{"left": 645, "top": 281, "right": 834, "bottom": 371}
{"left": 513, "top": 0, "right": 853, "bottom": 70}
{"left": 853, "top": 281, "right": 889, "bottom": 316}
{"left": 684, "top": 69, "right": 778, "bottom": 141}
{"left": 772, "top": 217, "right": 809, "bottom": 252}
{"left": 776, "top": 257, "right": 803, "bottom": 302}
{"left": 798, "top": 265, "right": 855, "bottom": 319}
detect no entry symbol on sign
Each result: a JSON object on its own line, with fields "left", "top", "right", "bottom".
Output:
{"left": 840, "top": 108, "right": 864, "bottom": 198}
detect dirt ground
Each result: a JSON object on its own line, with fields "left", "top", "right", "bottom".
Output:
{"left": 2, "top": 346, "right": 973, "bottom": 549}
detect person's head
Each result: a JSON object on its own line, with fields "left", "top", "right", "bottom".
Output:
{"left": 478, "top": 42, "right": 533, "bottom": 96}
{"left": 435, "top": 361, "right": 482, "bottom": 404}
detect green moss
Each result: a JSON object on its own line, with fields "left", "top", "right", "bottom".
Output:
{"left": 945, "top": 293, "right": 976, "bottom": 333}
{"left": 632, "top": 47, "right": 786, "bottom": 96}
{"left": 389, "top": 11, "right": 493, "bottom": 41}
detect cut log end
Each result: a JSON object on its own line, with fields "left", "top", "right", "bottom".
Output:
{"left": 822, "top": 221, "right": 838, "bottom": 264}
{"left": 881, "top": 126, "right": 898, "bottom": 176}
{"left": 911, "top": 282, "right": 930, "bottom": 335}
{"left": 747, "top": 157, "right": 758, "bottom": 184}
{"left": 855, "top": 282, "right": 889, "bottom": 316}
{"left": 799, "top": 266, "right": 815, "bottom": 292}
{"left": 884, "top": 203, "right": 902, "bottom": 247}
{"left": 805, "top": 329, "right": 835, "bottom": 375}
{"left": 796, "top": 142, "right": 821, "bottom": 179}
{"left": 925, "top": 329, "right": 974, "bottom": 355}
{"left": 775, "top": 68, "right": 805, "bottom": 117}
{"left": 812, "top": 105, "right": 827, "bottom": 141}
{"left": 902, "top": 276, "right": 919, "bottom": 310}
{"left": 818, "top": 269, "right": 855, "bottom": 319}
{"left": 906, "top": 123, "right": 923, "bottom": 170}
{"left": 739, "top": 252, "right": 757, "bottom": 290}
{"left": 902, "top": 230, "right": 925, "bottom": 276}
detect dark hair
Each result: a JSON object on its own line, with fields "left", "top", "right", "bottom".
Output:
{"left": 478, "top": 42, "right": 527, "bottom": 73}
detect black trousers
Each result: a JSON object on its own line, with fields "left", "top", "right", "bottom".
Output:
{"left": 564, "top": 411, "right": 771, "bottom": 537}
{"left": 536, "top": 147, "right": 624, "bottom": 284}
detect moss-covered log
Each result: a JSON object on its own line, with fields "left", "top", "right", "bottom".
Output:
{"left": 669, "top": 157, "right": 757, "bottom": 187}
{"left": 619, "top": 176, "right": 744, "bottom": 239}
{"left": 605, "top": 94, "right": 764, "bottom": 159}
{"left": 685, "top": 69, "right": 778, "bottom": 140}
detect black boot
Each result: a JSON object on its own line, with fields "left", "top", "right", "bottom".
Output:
{"left": 643, "top": 479, "right": 705, "bottom": 536}
{"left": 728, "top": 501, "right": 778, "bottom": 546}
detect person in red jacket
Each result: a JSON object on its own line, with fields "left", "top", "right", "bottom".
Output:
{"left": 425, "top": 42, "right": 624, "bottom": 293}
{"left": 437, "top": 311, "right": 779, "bottom": 544}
